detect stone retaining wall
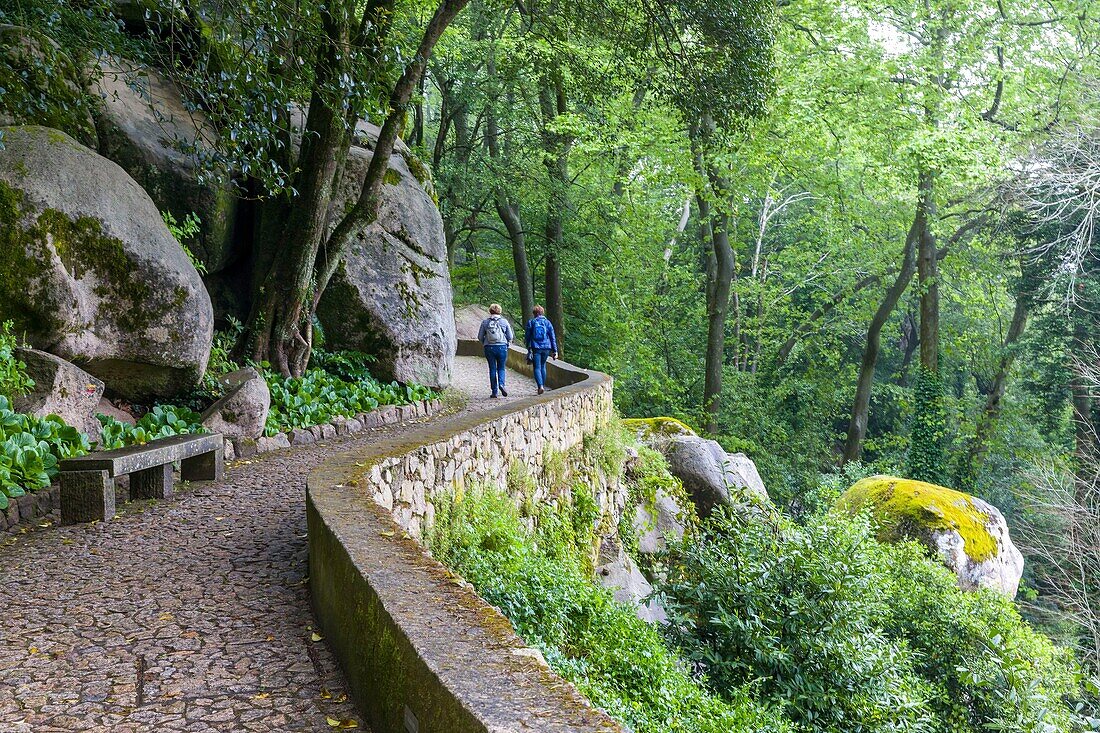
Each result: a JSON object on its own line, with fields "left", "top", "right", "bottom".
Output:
{"left": 308, "top": 342, "right": 625, "bottom": 733}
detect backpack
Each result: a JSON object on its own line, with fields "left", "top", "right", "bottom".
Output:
{"left": 531, "top": 317, "right": 548, "bottom": 344}
{"left": 485, "top": 316, "right": 507, "bottom": 345}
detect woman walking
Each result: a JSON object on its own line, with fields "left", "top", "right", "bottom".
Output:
{"left": 525, "top": 305, "right": 558, "bottom": 395}
{"left": 477, "top": 304, "right": 514, "bottom": 398}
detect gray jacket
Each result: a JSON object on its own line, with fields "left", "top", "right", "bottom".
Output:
{"left": 478, "top": 315, "right": 514, "bottom": 345}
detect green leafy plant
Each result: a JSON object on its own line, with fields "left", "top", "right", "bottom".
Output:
{"left": 96, "top": 405, "right": 205, "bottom": 450}
{"left": 263, "top": 350, "right": 435, "bottom": 434}
{"left": 428, "top": 485, "right": 790, "bottom": 733}
{"left": 0, "top": 320, "right": 34, "bottom": 399}
{"left": 0, "top": 395, "right": 90, "bottom": 509}
{"left": 161, "top": 210, "right": 206, "bottom": 275}
{"left": 660, "top": 506, "right": 1088, "bottom": 733}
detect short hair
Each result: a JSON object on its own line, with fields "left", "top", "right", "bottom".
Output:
{"left": 489, "top": 303, "right": 502, "bottom": 315}
{"left": 533, "top": 305, "right": 545, "bottom": 316}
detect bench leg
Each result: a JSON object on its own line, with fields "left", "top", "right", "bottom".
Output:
{"left": 181, "top": 447, "right": 223, "bottom": 482}
{"left": 60, "top": 470, "right": 115, "bottom": 524}
{"left": 131, "top": 463, "right": 174, "bottom": 500}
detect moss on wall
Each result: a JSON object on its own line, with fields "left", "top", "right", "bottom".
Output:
{"left": 836, "top": 475, "right": 999, "bottom": 563}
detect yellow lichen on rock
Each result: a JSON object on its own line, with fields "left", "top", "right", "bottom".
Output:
{"left": 621, "top": 417, "right": 696, "bottom": 440}
{"left": 836, "top": 475, "right": 999, "bottom": 563}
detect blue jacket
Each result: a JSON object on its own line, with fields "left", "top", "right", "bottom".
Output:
{"left": 525, "top": 315, "right": 557, "bottom": 352}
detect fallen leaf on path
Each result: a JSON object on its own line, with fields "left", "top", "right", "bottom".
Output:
{"left": 311, "top": 633, "right": 323, "bottom": 642}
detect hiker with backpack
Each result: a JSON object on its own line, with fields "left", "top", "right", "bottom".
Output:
{"left": 477, "top": 304, "right": 515, "bottom": 398}
{"left": 525, "top": 305, "right": 558, "bottom": 395}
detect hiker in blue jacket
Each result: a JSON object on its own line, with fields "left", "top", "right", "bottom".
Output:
{"left": 477, "top": 303, "right": 514, "bottom": 398}
{"left": 525, "top": 305, "right": 558, "bottom": 395}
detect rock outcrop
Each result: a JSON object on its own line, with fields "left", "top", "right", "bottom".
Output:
{"left": 632, "top": 489, "right": 687, "bottom": 555}
{"left": 200, "top": 367, "right": 270, "bottom": 440}
{"left": 595, "top": 541, "right": 666, "bottom": 624}
{"left": 316, "top": 126, "right": 455, "bottom": 389}
{"left": 621, "top": 417, "right": 696, "bottom": 445}
{"left": 0, "top": 25, "right": 97, "bottom": 147}
{"left": 12, "top": 348, "right": 104, "bottom": 435}
{"left": 94, "top": 61, "right": 239, "bottom": 272}
{"left": 836, "top": 475, "right": 1024, "bottom": 598}
{"left": 0, "top": 125, "right": 213, "bottom": 400}
{"left": 665, "top": 436, "right": 769, "bottom": 517}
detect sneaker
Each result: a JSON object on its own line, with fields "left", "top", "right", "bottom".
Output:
{"left": 538, "top": 386, "right": 544, "bottom": 395}
{"left": 490, "top": 393, "right": 498, "bottom": 399}
{"left": 500, "top": 387, "right": 508, "bottom": 397}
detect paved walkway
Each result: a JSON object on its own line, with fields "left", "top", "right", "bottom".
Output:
{"left": 0, "top": 356, "right": 536, "bottom": 732}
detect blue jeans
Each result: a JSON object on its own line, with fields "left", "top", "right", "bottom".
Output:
{"left": 531, "top": 348, "right": 551, "bottom": 388}
{"left": 484, "top": 345, "right": 508, "bottom": 395}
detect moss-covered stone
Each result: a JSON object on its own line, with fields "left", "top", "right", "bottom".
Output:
{"left": 0, "top": 25, "right": 97, "bottom": 147}
{"left": 621, "top": 416, "right": 696, "bottom": 440}
{"left": 836, "top": 475, "right": 999, "bottom": 563}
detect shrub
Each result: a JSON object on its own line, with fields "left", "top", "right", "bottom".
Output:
{"left": 0, "top": 395, "right": 90, "bottom": 508}
{"left": 660, "top": 507, "right": 1088, "bottom": 733}
{"left": 661, "top": 507, "right": 931, "bottom": 732}
{"left": 0, "top": 321, "right": 34, "bottom": 399}
{"left": 428, "top": 486, "right": 791, "bottom": 733}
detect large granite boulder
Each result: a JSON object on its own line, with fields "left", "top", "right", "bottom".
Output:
{"left": 836, "top": 475, "right": 1024, "bottom": 598}
{"left": 632, "top": 489, "right": 687, "bottom": 555}
{"left": 665, "top": 436, "right": 769, "bottom": 517}
{"left": 316, "top": 131, "right": 456, "bottom": 388}
{"left": 12, "top": 348, "right": 104, "bottom": 435}
{"left": 94, "top": 61, "right": 239, "bottom": 273}
{"left": 595, "top": 542, "right": 666, "bottom": 624}
{"left": 0, "top": 125, "right": 214, "bottom": 400}
{"left": 0, "top": 25, "right": 97, "bottom": 147}
{"left": 200, "top": 367, "right": 270, "bottom": 440}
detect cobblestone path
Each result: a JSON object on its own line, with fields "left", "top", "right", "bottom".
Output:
{"left": 0, "top": 357, "right": 536, "bottom": 732}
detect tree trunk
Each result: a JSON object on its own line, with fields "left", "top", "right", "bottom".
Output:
{"left": 916, "top": 168, "right": 939, "bottom": 373}
{"left": 954, "top": 293, "right": 1029, "bottom": 488}
{"left": 314, "top": 0, "right": 469, "bottom": 299}
{"left": 243, "top": 11, "right": 352, "bottom": 375}
{"left": 691, "top": 118, "right": 734, "bottom": 435}
{"left": 242, "top": 0, "right": 468, "bottom": 375}
{"left": 842, "top": 217, "right": 920, "bottom": 462}
{"left": 485, "top": 75, "right": 534, "bottom": 320}
{"left": 539, "top": 70, "right": 570, "bottom": 356}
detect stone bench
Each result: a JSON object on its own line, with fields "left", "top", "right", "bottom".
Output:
{"left": 59, "top": 433, "right": 224, "bottom": 524}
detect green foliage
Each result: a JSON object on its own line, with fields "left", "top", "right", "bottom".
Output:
{"left": 0, "top": 395, "right": 90, "bottom": 508}
{"left": 0, "top": 321, "right": 34, "bottom": 399}
{"left": 96, "top": 405, "right": 205, "bottom": 450}
{"left": 161, "top": 210, "right": 206, "bottom": 275}
{"left": 428, "top": 486, "right": 790, "bottom": 733}
{"left": 263, "top": 351, "right": 434, "bottom": 435}
{"left": 661, "top": 507, "right": 1089, "bottom": 733}
{"left": 906, "top": 367, "right": 949, "bottom": 485}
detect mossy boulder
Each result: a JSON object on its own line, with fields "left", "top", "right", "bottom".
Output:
{"left": 93, "top": 60, "right": 239, "bottom": 273}
{"left": 0, "top": 25, "right": 97, "bottom": 147}
{"left": 836, "top": 475, "right": 1024, "bottom": 598}
{"left": 316, "top": 125, "right": 455, "bottom": 389}
{"left": 0, "top": 125, "right": 213, "bottom": 400}
{"left": 622, "top": 417, "right": 696, "bottom": 442}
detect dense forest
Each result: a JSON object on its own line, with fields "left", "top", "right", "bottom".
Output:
{"left": 3, "top": 0, "right": 1100, "bottom": 728}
